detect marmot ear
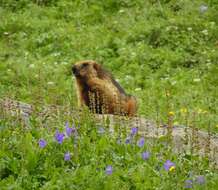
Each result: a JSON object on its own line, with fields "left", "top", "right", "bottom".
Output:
{"left": 93, "top": 62, "right": 101, "bottom": 71}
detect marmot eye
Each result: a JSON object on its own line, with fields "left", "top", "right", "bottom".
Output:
{"left": 82, "top": 63, "right": 89, "bottom": 67}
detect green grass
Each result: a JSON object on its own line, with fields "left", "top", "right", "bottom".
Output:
{"left": 0, "top": 0, "right": 218, "bottom": 189}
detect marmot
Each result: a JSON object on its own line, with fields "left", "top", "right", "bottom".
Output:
{"left": 72, "top": 60, "right": 137, "bottom": 117}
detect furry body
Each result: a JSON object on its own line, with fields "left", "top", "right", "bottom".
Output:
{"left": 72, "top": 60, "right": 137, "bottom": 116}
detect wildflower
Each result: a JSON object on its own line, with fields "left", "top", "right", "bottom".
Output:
{"left": 142, "top": 151, "right": 150, "bottom": 160}
{"left": 196, "top": 175, "right": 205, "bottom": 185}
{"left": 168, "top": 111, "right": 175, "bottom": 117}
{"left": 187, "top": 27, "right": 192, "bottom": 31}
{"left": 65, "top": 122, "right": 77, "bottom": 137}
{"left": 199, "top": 5, "right": 208, "bottom": 13}
{"left": 64, "top": 152, "right": 71, "bottom": 161}
{"left": 163, "top": 160, "right": 175, "bottom": 171}
{"left": 197, "top": 108, "right": 202, "bottom": 114}
{"left": 125, "top": 136, "right": 131, "bottom": 144}
{"left": 201, "top": 29, "right": 208, "bottom": 36}
{"left": 119, "top": 9, "right": 125, "bottom": 13}
{"left": 47, "top": 81, "right": 54, "bottom": 85}
{"left": 29, "top": 64, "right": 35, "bottom": 68}
{"left": 105, "top": 165, "right": 113, "bottom": 175}
{"left": 97, "top": 127, "right": 105, "bottom": 134}
{"left": 38, "top": 139, "right": 47, "bottom": 148}
{"left": 180, "top": 108, "right": 187, "bottom": 114}
{"left": 130, "top": 127, "right": 138, "bottom": 136}
{"left": 185, "top": 179, "right": 193, "bottom": 188}
{"left": 55, "top": 131, "right": 65, "bottom": 144}
{"left": 137, "top": 137, "right": 145, "bottom": 147}
{"left": 193, "top": 78, "right": 201, "bottom": 82}
{"left": 135, "top": 88, "right": 142, "bottom": 92}
{"left": 166, "top": 91, "right": 170, "bottom": 96}
{"left": 65, "top": 122, "right": 73, "bottom": 137}
{"left": 169, "top": 166, "right": 175, "bottom": 172}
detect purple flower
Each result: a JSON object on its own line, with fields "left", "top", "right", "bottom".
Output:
{"left": 65, "top": 122, "right": 77, "bottom": 137}
{"left": 196, "top": 175, "right": 205, "bottom": 185}
{"left": 142, "top": 151, "right": 150, "bottom": 160}
{"left": 38, "top": 139, "right": 47, "bottom": 148}
{"left": 163, "top": 160, "right": 175, "bottom": 171}
{"left": 65, "top": 121, "right": 69, "bottom": 128}
{"left": 66, "top": 125, "right": 73, "bottom": 137}
{"left": 185, "top": 179, "right": 193, "bottom": 188}
{"left": 55, "top": 131, "right": 65, "bottom": 144}
{"left": 98, "top": 127, "right": 105, "bottom": 134}
{"left": 199, "top": 5, "right": 208, "bottom": 13}
{"left": 105, "top": 165, "right": 113, "bottom": 175}
{"left": 131, "top": 127, "right": 138, "bottom": 136}
{"left": 137, "top": 137, "right": 145, "bottom": 147}
{"left": 64, "top": 152, "right": 71, "bottom": 161}
{"left": 125, "top": 136, "right": 131, "bottom": 144}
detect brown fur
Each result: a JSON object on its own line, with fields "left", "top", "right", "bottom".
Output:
{"left": 72, "top": 60, "right": 137, "bottom": 117}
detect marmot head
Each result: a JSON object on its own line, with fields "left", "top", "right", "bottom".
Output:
{"left": 72, "top": 60, "right": 101, "bottom": 79}
{"left": 72, "top": 60, "right": 109, "bottom": 81}
{"left": 72, "top": 60, "right": 127, "bottom": 95}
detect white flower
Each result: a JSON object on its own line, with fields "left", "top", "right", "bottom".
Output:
{"left": 135, "top": 88, "right": 142, "bottom": 91}
{"left": 119, "top": 9, "right": 125, "bottom": 13}
{"left": 187, "top": 27, "right": 192, "bottom": 31}
{"left": 201, "top": 29, "right": 208, "bottom": 35}
{"left": 47, "top": 81, "right": 55, "bottom": 85}
{"left": 29, "top": 64, "right": 35, "bottom": 68}
{"left": 193, "top": 78, "right": 201, "bottom": 82}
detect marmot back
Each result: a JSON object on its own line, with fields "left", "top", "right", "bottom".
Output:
{"left": 72, "top": 60, "right": 137, "bottom": 117}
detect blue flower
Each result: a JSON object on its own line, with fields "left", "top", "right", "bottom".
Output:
{"left": 142, "top": 151, "right": 150, "bottom": 160}
{"left": 196, "top": 175, "right": 205, "bottom": 185}
{"left": 137, "top": 137, "right": 145, "bottom": 147}
{"left": 185, "top": 179, "right": 193, "bottom": 188}
{"left": 55, "top": 131, "right": 65, "bottom": 144}
{"left": 98, "top": 127, "right": 105, "bottom": 134}
{"left": 65, "top": 122, "right": 77, "bottom": 137}
{"left": 163, "top": 160, "right": 175, "bottom": 171}
{"left": 64, "top": 152, "right": 71, "bottom": 161}
{"left": 105, "top": 165, "right": 113, "bottom": 175}
{"left": 125, "top": 136, "right": 131, "bottom": 144}
{"left": 130, "top": 127, "right": 138, "bottom": 136}
{"left": 38, "top": 139, "right": 47, "bottom": 148}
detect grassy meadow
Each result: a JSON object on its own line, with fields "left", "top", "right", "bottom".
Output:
{"left": 0, "top": 0, "right": 218, "bottom": 189}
